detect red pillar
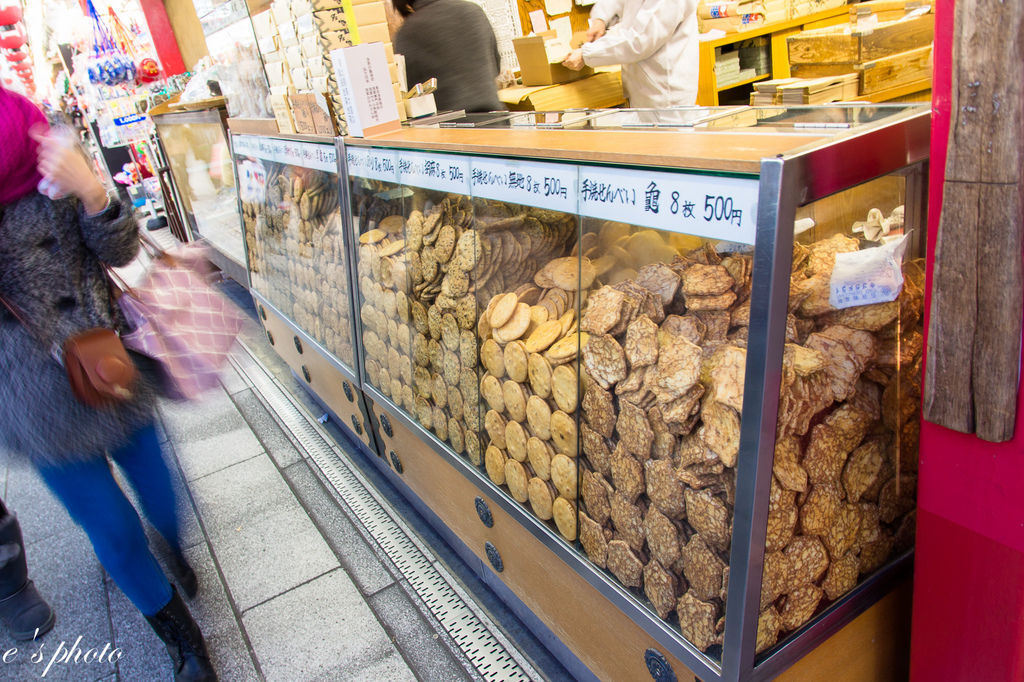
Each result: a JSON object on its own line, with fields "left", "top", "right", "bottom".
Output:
{"left": 137, "top": 0, "right": 186, "bottom": 76}
{"left": 910, "top": 1, "right": 1024, "bottom": 679}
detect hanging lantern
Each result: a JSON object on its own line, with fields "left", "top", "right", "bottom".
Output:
{"left": 0, "top": 2, "right": 21, "bottom": 26}
{"left": 5, "top": 48, "right": 27, "bottom": 62}
{"left": 0, "top": 21, "right": 26, "bottom": 49}
{"left": 12, "top": 62, "right": 30, "bottom": 73}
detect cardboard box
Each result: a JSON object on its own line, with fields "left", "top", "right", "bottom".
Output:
{"left": 405, "top": 92, "right": 437, "bottom": 118}
{"left": 348, "top": 2, "right": 387, "bottom": 27}
{"left": 356, "top": 21, "right": 391, "bottom": 45}
{"left": 513, "top": 34, "right": 593, "bottom": 86}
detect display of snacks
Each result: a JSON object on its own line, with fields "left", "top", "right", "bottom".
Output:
{"left": 233, "top": 135, "right": 354, "bottom": 367}
{"left": 755, "top": 191, "right": 924, "bottom": 653}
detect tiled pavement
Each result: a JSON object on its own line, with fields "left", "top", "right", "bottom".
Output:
{"left": 0, "top": 287, "right": 567, "bottom": 681}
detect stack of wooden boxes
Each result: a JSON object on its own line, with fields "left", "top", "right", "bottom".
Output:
{"left": 786, "top": 1, "right": 933, "bottom": 100}
{"left": 251, "top": 0, "right": 404, "bottom": 136}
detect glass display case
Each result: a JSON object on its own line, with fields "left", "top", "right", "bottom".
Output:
{"left": 153, "top": 109, "right": 247, "bottom": 279}
{"left": 233, "top": 134, "right": 356, "bottom": 372}
{"left": 342, "top": 103, "right": 929, "bottom": 681}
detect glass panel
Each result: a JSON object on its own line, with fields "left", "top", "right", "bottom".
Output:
{"left": 347, "top": 147, "right": 410, "bottom": 408}
{"left": 468, "top": 156, "right": 580, "bottom": 540}
{"left": 574, "top": 165, "right": 760, "bottom": 660}
{"left": 702, "top": 103, "right": 925, "bottom": 132}
{"left": 756, "top": 170, "right": 924, "bottom": 656}
{"left": 156, "top": 118, "right": 245, "bottom": 265}
{"left": 234, "top": 136, "right": 354, "bottom": 367}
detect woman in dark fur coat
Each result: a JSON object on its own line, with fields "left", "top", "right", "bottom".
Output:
{"left": 0, "top": 87, "right": 216, "bottom": 681}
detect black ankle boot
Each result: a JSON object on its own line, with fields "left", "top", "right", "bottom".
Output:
{"left": 0, "top": 512, "right": 55, "bottom": 641}
{"left": 145, "top": 588, "right": 217, "bottom": 681}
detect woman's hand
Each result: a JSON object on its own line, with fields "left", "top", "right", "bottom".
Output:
{"left": 31, "top": 126, "right": 108, "bottom": 214}
{"left": 562, "top": 49, "right": 586, "bottom": 71}
{"left": 586, "top": 18, "right": 606, "bottom": 42}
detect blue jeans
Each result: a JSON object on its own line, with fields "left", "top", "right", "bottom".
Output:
{"left": 36, "top": 423, "right": 179, "bottom": 615}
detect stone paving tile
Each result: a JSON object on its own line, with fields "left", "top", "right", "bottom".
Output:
{"left": 172, "top": 426, "right": 264, "bottom": 483}
{"left": 341, "top": 651, "right": 418, "bottom": 682}
{"left": 220, "top": 363, "right": 250, "bottom": 396}
{"left": 104, "top": 573, "right": 172, "bottom": 682}
{"left": 283, "top": 462, "right": 396, "bottom": 597}
{"left": 189, "top": 456, "right": 338, "bottom": 611}
{"left": 0, "top": 531, "right": 115, "bottom": 682}
{"left": 232, "top": 390, "right": 303, "bottom": 470}
{"left": 3, "top": 465, "right": 78, "bottom": 549}
{"left": 158, "top": 388, "right": 248, "bottom": 446}
{"left": 367, "top": 583, "right": 472, "bottom": 682}
{"left": 242, "top": 569, "right": 406, "bottom": 682}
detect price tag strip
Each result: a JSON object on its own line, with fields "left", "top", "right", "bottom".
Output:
{"left": 579, "top": 165, "right": 759, "bottom": 245}
{"left": 346, "top": 146, "right": 400, "bottom": 184}
{"left": 232, "top": 135, "right": 337, "bottom": 173}
{"left": 397, "top": 150, "right": 471, "bottom": 195}
{"left": 469, "top": 156, "right": 577, "bottom": 214}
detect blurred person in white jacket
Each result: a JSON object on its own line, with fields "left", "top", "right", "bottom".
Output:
{"left": 562, "top": 0, "right": 698, "bottom": 108}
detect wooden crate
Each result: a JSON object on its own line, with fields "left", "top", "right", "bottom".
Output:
{"left": 787, "top": 13, "right": 933, "bottom": 63}
{"left": 790, "top": 44, "right": 931, "bottom": 96}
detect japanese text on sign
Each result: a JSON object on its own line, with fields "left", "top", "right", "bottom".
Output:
{"left": 469, "top": 157, "right": 577, "bottom": 213}
{"left": 232, "top": 135, "right": 337, "bottom": 173}
{"left": 579, "top": 165, "right": 758, "bottom": 244}
{"left": 346, "top": 146, "right": 399, "bottom": 183}
{"left": 397, "top": 151, "right": 470, "bottom": 194}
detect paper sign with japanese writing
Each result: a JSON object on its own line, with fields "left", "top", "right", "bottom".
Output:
{"left": 346, "top": 146, "right": 399, "bottom": 183}
{"left": 578, "top": 165, "right": 759, "bottom": 245}
{"left": 330, "top": 43, "right": 401, "bottom": 138}
{"left": 829, "top": 234, "right": 909, "bottom": 309}
{"left": 398, "top": 151, "right": 471, "bottom": 194}
{"left": 232, "top": 135, "right": 337, "bottom": 173}
{"left": 469, "top": 157, "right": 576, "bottom": 213}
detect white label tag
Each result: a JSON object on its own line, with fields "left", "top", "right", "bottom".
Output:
{"left": 579, "top": 165, "right": 759, "bottom": 245}
{"left": 346, "top": 146, "right": 399, "bottom": 183}
{"left": 469, "top": 157, "right": 577, "bottom": 213}
{"left": 330, "top": 43, "right": 401, "bottom": 138}
{"left": 829, "top": 234, "right": 909, "bottom": 309}
{"left": 398, "top": 151, "right": 470, "bottom": 194}
{"left": 232, "top": 135, "right": 337, "bottom": 173}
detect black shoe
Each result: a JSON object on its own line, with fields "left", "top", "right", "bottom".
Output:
{"left": 0, "top": 513, "right": 55, "bottom": 641}
{"left": 145, "top": 588, "right": 217, "bottom": 682}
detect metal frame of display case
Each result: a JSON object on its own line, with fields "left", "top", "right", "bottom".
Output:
{"left": 336, "top": 107, "right": 930, "bottom": 682}
{"left": 153, "top": 107, "right": 249, "bottom": 287}
{"left": 230, "top": 132, "right": 363, "bottom": 384}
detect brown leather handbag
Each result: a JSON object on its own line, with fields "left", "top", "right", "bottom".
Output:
{"left": 0, "top": 296, "right": 137, "bottom": 408}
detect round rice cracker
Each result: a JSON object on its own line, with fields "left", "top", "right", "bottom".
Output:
{"left": 528, "top": 478, "right": 556, "bottom": 520}
{"left": 524, "top": 320, "right": 563, "bottom": 354}
{"left": 490, "top": 292, "right": 519, "bottom": 328}
{"left": 433, "top": 407, "right": 448, "bottom": 441}
{"left": 481, "top": 339, "right": 505, "bottom": 378}
{"left": 526, "top": 395, "right": 553, "bottom": 440}
{"left": 485, "top": 409, "right": 507, "bottom": 449}
{"left": 485, "top": 445, "right": 507, "bottom": 485}
{"left": 502, "top": 380, "right": 528, "bottom": 423}
{"left": 551, "top": 364, "right": 579, "bottom": 414}
{"left": 551, "top": 410, "right": 578, "bottom": 457}
{"left": 448, "top": 418, "right": 464, "bottom": 454}
{"left": 552, "top": 497, "right": 577, "bottom": 541}
{"left": 480, "top": 374, "right": 505, "bottom": 413}
{"left": 465, "top": 429, "right": 482, "bottom": 466}
{"left": 550, "top": 454, "right": 578, "bottom": 500}
{"left": 503, "top": 341, "right": 529, "bottom": 383}
{"left": 527, "top": 436, "right": 553, "bottom": 480}
{"left": 528, "top": 353, "right": 553, "bottom": 399}
{"left": 504, "top": 459, "right": 530, "bottom": 503}
{"left": 493, "top": 303, "right": 531, "bottom": 344}
{"left": 505, "top": 420, "right": 528, "bottom": 463}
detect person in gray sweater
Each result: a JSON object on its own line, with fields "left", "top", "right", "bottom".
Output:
{"left": 393, "top": 0, "right": 504, "bottom": 113}
{"left": 0, "top": 87, "right": 215, "bottom": 681}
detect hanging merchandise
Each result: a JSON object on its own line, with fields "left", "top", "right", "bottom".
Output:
{"left": 107, "top": 7, "right": 162, "bottom": 85}
{"left": 0, "top": 1, "right": 20, "bottom": 26}
{"left": 0, "top": 21, "right": 26, "bottom": 49}
{"left": 84, "top": 1, "right": 136, "bottom": 86}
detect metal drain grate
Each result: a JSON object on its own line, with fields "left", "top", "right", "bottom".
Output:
{"left": 230, "top": 347, "right": 538, "bottom": 682}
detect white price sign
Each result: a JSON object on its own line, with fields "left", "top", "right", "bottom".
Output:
{"left": 398, "top": 151, "right": 470, "bottom": 194}
{"left": 469, "top": 157, "right": 577, "bottom": 213}
{"left": 579, "top": 166, "right": 759, "bottom": 245}
{"left": 232, "top": 135, "right": 337, "bottom": 173}
{"left": 346, "top": 146, "right": 399, "bottom": 183}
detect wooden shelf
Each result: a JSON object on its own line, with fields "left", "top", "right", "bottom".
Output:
{"left": 717, "top": 72, "right": 772, "bottom": 91}
{"left": 863, "top": 78, "right": 932, "bottom": 102}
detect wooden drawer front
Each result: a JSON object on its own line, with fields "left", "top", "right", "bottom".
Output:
{"left": 294, "top": 346, "right": 373, "bottom": 449}
{"left": 258, "top": 305, "right": 302, "bottom": 368}
{"left": 364, "top": 400, "right": 697, "bottom": 682}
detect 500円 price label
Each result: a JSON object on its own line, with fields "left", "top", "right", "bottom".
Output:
{"left": 469, "top": 157, "right": 577, "bottom": 213}
{"left": 233, "top": 135, "right": 337, "bottom": 173}
{"left": 579, "top": 165, "right": 759, "bottom": 245}
{"left": 398, "top": 150, "right": 470, "bottom": 194}
{"left": 346, "top": 145, "right": 399, "bottom": 183}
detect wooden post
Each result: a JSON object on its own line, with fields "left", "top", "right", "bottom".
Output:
{"left": 923, "top": 0, "right": 1024, "bottom": 442}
